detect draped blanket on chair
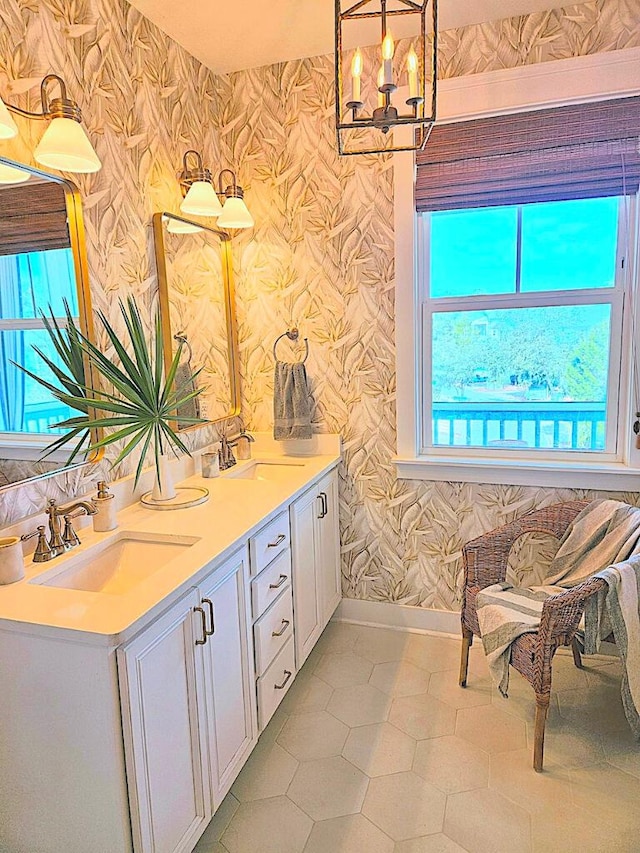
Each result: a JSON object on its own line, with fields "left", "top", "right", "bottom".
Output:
{"left": 476, "top": 499, "right": 640, "bottom": 736}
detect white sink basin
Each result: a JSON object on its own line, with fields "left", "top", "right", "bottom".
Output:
{"left": 227, "top": 461, "right": 307, "bottom": 481}
{"left": 32, "top": 531, "right": 200, "bottom": 595}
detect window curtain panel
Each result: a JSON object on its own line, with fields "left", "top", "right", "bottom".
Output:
{"left": 415, "top": 96, "right": 640, "bottom": 211}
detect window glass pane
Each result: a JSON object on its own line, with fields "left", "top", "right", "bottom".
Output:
{"left": 429, "top": 207, "right": 518, "bottom": 297}
{"left": 521, "top": 197, "right": 619, "bottom": 292}
{"left": 431, "top": 305, "right": 611, "bottom": 451}
{"left": 0, "top": 248, "right": 77, "bottom": 321}
{"left": 0, "top": 329, "right": 79, "bottom": 434}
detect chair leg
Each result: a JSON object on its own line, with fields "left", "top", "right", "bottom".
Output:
{"left": 459, "top": 627, "right": 473, "bottom": 688}
{"left": 571, "top": 638, "right": 583, "bottom": 669}
{"left": 533, "top": 695, "right": 550, "bottom": 772}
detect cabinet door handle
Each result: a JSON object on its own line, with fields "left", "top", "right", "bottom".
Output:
{"left": 317, "top": 492, "right": 327, "bottom": 519}
{"left": 271, "top": 619, "right": 290, "bottom": 638}
{"left": 317, "top": 494, "right": 325, "bottom": 519}
{"left": 202, "top": 598, "right": 215, "bottom": 636}
{"left": 267, "top": 533, "right": 286, "bottom": 548}
{"left": 193, "top": 606, "right": 208, "bottom": 645}
{"left": 269, "top": 573, "right": 288, "bottom": 590}
{"left": 274, "top": 670, "right": 292, "bottom": 690}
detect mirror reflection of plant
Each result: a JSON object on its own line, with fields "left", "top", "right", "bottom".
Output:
{"left": 15, "top": 296, "right": 205, "bottom": 486}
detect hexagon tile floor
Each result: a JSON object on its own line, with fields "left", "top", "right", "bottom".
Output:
{"left": 194, "top": 622, "right": 640, "bottom": 853}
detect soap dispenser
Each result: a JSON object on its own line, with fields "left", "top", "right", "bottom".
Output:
{"left": 92, "top": 481, "right": 117, "bottom": 532}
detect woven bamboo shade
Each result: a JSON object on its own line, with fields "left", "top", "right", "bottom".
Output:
{"left": 416, "top": 96, "right": 640, "bottom": 211}
{"left": 0, "top": 180, "right": 70, "bottom": 256}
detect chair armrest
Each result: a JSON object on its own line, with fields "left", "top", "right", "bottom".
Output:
{"left": 537, "top": 576, "right": 607, "bottom": 649}
{"left": 462, "top": 500, "right": 589, "bottom": 591}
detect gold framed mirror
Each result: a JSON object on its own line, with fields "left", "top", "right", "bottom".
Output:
{"left": 153, "top": 212, "right": 240, "bottom": 429}
{"left": 0, "top": 156, "right": 97, "bottom": 491}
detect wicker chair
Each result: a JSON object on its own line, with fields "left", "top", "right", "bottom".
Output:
{"left": 459, "top": 500, "right": 608, "bottom": 772}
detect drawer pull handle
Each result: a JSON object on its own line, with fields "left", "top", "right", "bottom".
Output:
{"left": 193, "top": 606, "right": 208, "bottom": 645}
{"left": 274, "top": 670, "right": 292, "bottom": 690}
{"left": 272, "top": 619, "right": 290, "bottom": 638}
{"left": 202, "top": 598, "right": 215, "bottom": 635}
{"left": 267, "top": 533, "right": 286, "bottom": 548}
{"left": 269, "top": 574, "right": 288, "bottom": 590}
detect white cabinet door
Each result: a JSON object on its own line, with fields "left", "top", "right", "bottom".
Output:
{"left": 290, "top": 483, "right": 323, "bottom": 667}
{"left": 199, "top": 550, "right": 256, "bottom": 805}
{"left": 317, "top": 470, "right": 341, "bottom": 627}
{"left": 118, "top": 589, "right": 211, "bottom": 853}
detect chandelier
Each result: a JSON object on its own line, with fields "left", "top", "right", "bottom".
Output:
{"left": 334, "top": 0, "right": 438, "bottom": 156}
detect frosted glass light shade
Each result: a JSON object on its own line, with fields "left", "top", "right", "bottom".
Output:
{"left": 0, "top": 98, "right": 18, "bottom": 139}
{"left": 217, "top": 196, "right": 254, "bottom": 229}
{"left": 34, "top": 117, "right": 101, "bottom": 173}
{"left": 165, "top": 217, "right": 204, "bottom": 234}
{"left": 180, "top": 180, "right": 223, "bottom": 217}
{"left": 0, "top": 162, "right": 30, "bottom": 184}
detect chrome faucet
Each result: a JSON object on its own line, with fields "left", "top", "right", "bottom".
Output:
{"left": 219, "top": 435, "right": 236, "bottom": 470}
{"left": 45, "top": 498, "right": 97, "bottom": 556}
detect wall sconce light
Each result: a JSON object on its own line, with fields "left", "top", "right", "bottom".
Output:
{"left": 0, "top": 160, "right": 30, "bottom": 184}
{"left": 179, "top": 151, "right": 254, "bottom": 229}
{"left": 0, "top": 74, "right": 101, "bottom": 173}
{"left": 335, "top": 0, "right": 438, "bottom": 155}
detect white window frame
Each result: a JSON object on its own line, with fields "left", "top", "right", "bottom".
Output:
{"left": 394, "top": 47, "right": 640, "bottom": 489}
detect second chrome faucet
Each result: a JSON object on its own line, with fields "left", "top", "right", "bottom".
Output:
{"left": 22, "top": 498, "right": 97, "bottom": 563}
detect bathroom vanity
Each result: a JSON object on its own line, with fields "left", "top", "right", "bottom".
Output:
{"left": 0, "top": 437, "right": 341, "bottom": 853}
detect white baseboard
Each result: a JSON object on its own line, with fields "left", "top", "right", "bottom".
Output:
{"left": 333, "top": 598, "right": 461, "bottom": 638}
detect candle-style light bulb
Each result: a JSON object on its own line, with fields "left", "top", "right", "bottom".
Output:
{"left": 350, "top": 48, "right": 363, "bottom": 106}
{"left": 407, "top": 46, "right": 419, "bottom": 100}
{"left": 382, "top": 32, "right": 395, "bottom": 88}
{"left": 377, "top": 66, "right": 386, "bottom": 108}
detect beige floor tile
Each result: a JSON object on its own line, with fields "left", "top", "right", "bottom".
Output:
{"left": 279, "top": 671, "right": 334, "bottom": 715}
{"left": 569, "top": 762, "right": 640, "bottom": 831}
{"left": 544, "top": 653, "right": 590, "bottom": 691}
{"left": 390, "top": 693, "right": 457, "bottom": 740}
{"left": 606, "top": 748, "right": 640, "bottom": 779}
{"left": 193, "top": 793, "right": 239, "bottom": 851}
{"left": 405, "top": 635, "right": 462, "bottom": 673}
{"left": 231, "top": 740, "right": 298, "bottom": 802}
{"left": 287, "top": 756, "right": 369, "bottom": 821}
{"left": 362, "top": 771, "right": 446, "bottom": 841}
{"left": 277, "top": 710, "right": 349, "bottom": 761}
{"left": 303, "top": 813, "right": 394, "bottom": 853}
{"left": 444, "top": 787, "right": 531, "bottom": 853}
{"left": 557, "top": 684, "right": 629, "bottom": 734}
{"left": 428, "top": 669, "right": 492, "bottom": 709}
{"left": 193, "top": 842, "right": 228, "bottom": 853}
{"left": 456, "top": 705, "right": 527, "bottom": 753}
{"left": 394, "top": 835, "right": 468, "bottom": 853}
{"left": 370, "top": 660, "right": 431, "bottom": 697}
{"left": 314, "top": 621, "right": 363, "bottom": 655}
{"left": 355, "top": 626, "right": 412, "bottom": 663}
{"left": 315, "top": 651, "right": 374, "bottom": 688}
{"left": 583, "top": 660, "right": 623, "bottom": 688}
{"left": 343, "top": 721, "right": 416, "bottom": 777}
{"left": 413, "top": 735, "right": 489, "bottom": 794}
{"left": 490, "top": 748, "right": 573, "bottom": 813}
{"left": 328, "top": 682, "right": 392, "bottom": 726}
{"left": 531, "top": 803, "right": 637, "bottom": 853}
{"left": 524, "top": 719, "right": 605, "bottom": 769}
{"left": 221, "top": 796, "right": 312, "bottom": 853}
{"left": 259, "top": 705, "right": 290, "bottom": 745}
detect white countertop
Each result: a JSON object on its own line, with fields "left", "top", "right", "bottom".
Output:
{"left": 0, "top": 440, "right": 340, "bottom": 647}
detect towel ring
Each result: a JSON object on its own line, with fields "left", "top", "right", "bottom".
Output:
{"left": 273, "top": 328, "right": 309, "bottom": 364}
{"left": 174, "top": 331, "right": 194, "bottom": 363}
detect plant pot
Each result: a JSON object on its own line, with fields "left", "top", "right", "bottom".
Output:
{"left": 150, "top": 453, "right": 177, "bottom": 502}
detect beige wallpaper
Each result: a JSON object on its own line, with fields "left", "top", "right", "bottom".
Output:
{"left": 1, "top": 0, "right": 639, "bottom": 609}
{"left": 214, "top": 0, "right": 640, "bottom": 610}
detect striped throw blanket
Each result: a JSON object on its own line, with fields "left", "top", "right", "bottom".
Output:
{"left": 476, "top": 500, "right": 640, "bottom": 737}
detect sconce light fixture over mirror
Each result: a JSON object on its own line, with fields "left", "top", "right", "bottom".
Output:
{"left": 153, "top": 212, "right": 240, "bottom": 429}
{"left": 0, "top": 74, "right": 101, "bottom": 174}
{"left": 179, "top": 150, "right": 254, "bottom": 228}
{"left": 0, "top": 157, "right": 97, "bottom": 491}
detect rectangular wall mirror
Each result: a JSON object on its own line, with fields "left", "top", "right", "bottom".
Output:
{"left": 0, "top": 157, "right": 95, "bottom": 491}
{"left": 153, "top": 212, "right": 240, "bottom": 429}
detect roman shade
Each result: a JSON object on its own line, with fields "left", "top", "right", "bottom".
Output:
{"left": 0, "top": 181, "right": 70, "bottom": 256}
{"left": 415, "top": 96, "right": 640, "bottom": 211}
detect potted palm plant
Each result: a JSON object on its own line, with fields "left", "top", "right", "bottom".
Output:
{"left": 17, "top": 296, "right": 206, "bottom": 507}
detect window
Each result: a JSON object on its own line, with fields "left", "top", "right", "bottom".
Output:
{"left": 422, "top": 196, "right": 626, "bottom": 458}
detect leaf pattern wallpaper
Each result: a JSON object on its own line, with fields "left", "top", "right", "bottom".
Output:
{"left": 0, "top": 0, "right": 639, "bottom": 609}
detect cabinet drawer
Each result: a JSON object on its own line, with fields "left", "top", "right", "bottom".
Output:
{"left": 257, "top": 637, "right": 296, "bottom": 730}
{"left": 253, "top": 589, "right": 294, "bottom": 676}
{"left": 251, "top": 550, "right": 291, "bottom": 620}
{"left": 250, "top": 511, "right": 290, "bottom": 576}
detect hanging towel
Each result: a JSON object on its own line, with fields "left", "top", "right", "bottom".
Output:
{"left": 174, "top": 362, "right": 200, "bottom": 421}
{"left": 273, "top": 361, "right": 313, "bottom": 440}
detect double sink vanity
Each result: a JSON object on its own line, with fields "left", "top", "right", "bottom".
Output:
{"left": 0, "top": 436, "right": 341, "bottom": 853}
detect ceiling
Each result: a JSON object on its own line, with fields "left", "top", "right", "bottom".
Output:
{"left": 127, "top": 0, "right": 566, "bottom": 75}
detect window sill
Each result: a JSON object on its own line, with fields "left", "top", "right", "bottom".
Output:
{"left": 393, "top": 454, "right": 640, "bottom": 490}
